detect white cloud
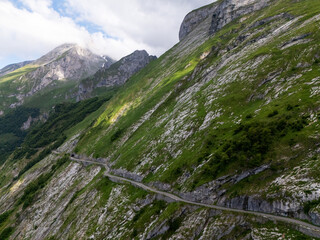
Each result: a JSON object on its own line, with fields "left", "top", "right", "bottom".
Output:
{"left": 0, "top": 0, "right": 214, "bottom": 68}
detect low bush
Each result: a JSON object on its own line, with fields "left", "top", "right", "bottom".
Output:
{"left": 304, "top": 198, "right": 320, "bottom": 214}
{"left": 0, "top": 226, "right": 14, "bottom": 240}
{"left": 200, "top": 114, "right": 308, "bottom": 180}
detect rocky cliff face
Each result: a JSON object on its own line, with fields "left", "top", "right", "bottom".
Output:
{"left": 0, "top": 44, "right": 113, "bottom": 112}
{"left": 179, "top": 3, "right": 217, "bottom": 41}
{"left": 209, "top": 0, "right": 270, "bottom": 35}
{"left": 27, "top": 44, "right": 107, "bottom": 95}
{"left": 179, "top": 0, "right": 270, "bottom": 40}
{"left": 0, "top": 61, "right": 33, "bottom": 77}
{"left": 77, "top": 50, "right": 156, "bottom": 100}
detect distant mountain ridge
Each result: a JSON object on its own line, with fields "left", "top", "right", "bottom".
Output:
{"left": 0, "top": 44, "right": 156, "bottom": 113}
{"left": 77, "top": 50, "right": 157, "bottom": 100}
{"left": 26, "top": 43, "right": 108, "bottom": 95}
{"left": 0, "top": 60, "right": 33, "bottom": 77}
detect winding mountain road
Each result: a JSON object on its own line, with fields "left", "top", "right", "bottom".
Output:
{"left": 53, "top": 151, "right": 320, "bottom": 237}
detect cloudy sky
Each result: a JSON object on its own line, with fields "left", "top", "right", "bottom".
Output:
{"left": 0, "top": 0, "right": 214, "bottom": 68}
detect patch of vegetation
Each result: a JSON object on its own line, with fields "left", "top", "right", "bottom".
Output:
{"left": 0, "top": 64, "right": 37, "bottom": 83}
{"left": 164, "top": 216, "right": 183, "bottom": 237}
{"left": 0, "top": 210, "right": 13, "bottom": 227}
{"left": 252, "top": 220, "right": 314, "bottom": 239}
{"left": 16, "top": 147, "right": 54, "bottom": 178}
{"left": 95, "top": 176, "right": 115, "bottom": 205}
{"left": 267, "top": 110, "right": 279, "bottom": 118}
{"left": 130, "top": 200, "right": 167, "bottom": 238}
{"left": 220, "top": 225, "right": 251, "bottom": 240}
{"left": 110, "top": 129, "right": 123, "bottom": 142}
{"left": 0, "top": 107, "right": 39, "bottom": 136}
{"left": 45, "top": 237, "right": 56, "bottom": 240}
{"left": 51, "top": 155, "right": 69, "bottom": 171}
{"left": 25, "top": 97, "right": 107, "bottom": 149}
{"left": 303, "top": 198, "right": 320, "bottom": 214}
{"left": 0, "top": 106, "right": 39, "bottom": 163}
{"left": 17, "top": 155, "right": 69, "bottom": 209}
{"left": 11, "top": 97, "right": 109, "bottom": 178}
{"left": 18, "top": 172, "right": 52, "bottom": 209}
{"left": 0, "top": 226, "right": 14, "bottom": 240}
{"left": 195, "top": 114, "right": 308, "bottom": 186}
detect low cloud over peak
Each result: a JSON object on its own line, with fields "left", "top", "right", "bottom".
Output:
{"left": 0, "top": 0, "right": 214, "bottom": 68}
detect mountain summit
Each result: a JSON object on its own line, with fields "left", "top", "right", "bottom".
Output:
{"left": 0, "top": 45, "right": 155, "bottom": 112}
{"left": 0, "top": 43, "right": 110, "bottom": 111}
{"left": 27, "top": 44, "right": 108, "bottom": 94}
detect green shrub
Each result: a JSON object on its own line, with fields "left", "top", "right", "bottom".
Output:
{"left": 268, "top": 110, "right": 278, "bottom": 118}
{"left": 17, "top": 147, "right": 52, "bottom": 177}
{"left": 51, "top": 155, "right": 69, "bottom": 171}
{"left": 304, "top": 198, "right": 320, "bottom": 214}
{"left": 245, "top": 114, "right": 253, "bottom": 119}
{"left": 0, "top": 226, "right": 14, "bottom": 239}
{"left": 24, "top": 97, "right": 107, "bottom": 149}
{"left": 200, "top": 115, "right": 308, "bottom": 180}
{"left": 17, "top": 161, "right": 69, "bottom": 209}
{"left": 110, "top": 129, "right": 123, "bottom": 142}
{"left": 286, "top": 104, "right": 293, "bottom": 111}
{"left": 0, "top": 210, "right": 12, "bottom": 226}
{"left": 0, "top": 107, "right": 39, "bottom": 163}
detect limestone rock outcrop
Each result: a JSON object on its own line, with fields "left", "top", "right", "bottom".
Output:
{"left": 77, "top": 50, "right": 156, "bottom": 100}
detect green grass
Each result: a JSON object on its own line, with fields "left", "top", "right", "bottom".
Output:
{"left": 0, "top": 226, "right": 14, "bottom": 240}
{"left": 17, "top": 155, "right": 69, "bottom": 209}
{"left": 71, "top": 0, "right": 320, "bottom": 199}
{"left": 23, "top": 80, "right": 78, "bottom": 110}
{"left": 0, "top": 64, "right": 38, "bottom": 83}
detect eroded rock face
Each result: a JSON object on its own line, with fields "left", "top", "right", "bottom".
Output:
{"left": 179, "top": 3, "right": 218, "bottom": 41}
{"left": 77, "top": 50, "right": 156, "bottom": 100}
{"left": 209, "top": 0, "right": 270, "bottom": 35}
{"left": 179, "top": 0, "right": 270, "bottom": 41}
{"left": 96, "top": 50, "right": 156, "bottom": 87}
{"left": 27, "top": 44, "right": 107, "bottom": 95}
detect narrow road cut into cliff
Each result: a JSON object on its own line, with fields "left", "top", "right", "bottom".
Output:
{"left": 52, "top": 151, "right": 320, "bottom": 238}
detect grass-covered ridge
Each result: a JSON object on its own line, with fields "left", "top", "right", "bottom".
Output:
{"left": 0, "top": 64, "right": 38, "bottom": 84}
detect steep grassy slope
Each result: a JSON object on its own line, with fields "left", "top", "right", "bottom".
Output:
{"left": 0, "top": 107, "right": 39, "bottom": 163}
{"left": 0, "top": 0, "right": 320, "bottom": 239}
{"left": 73, "top": 0, "right": 320, "bottom": 228}
{"left": 77, "top": 0, "right": 319, "bottom": 188}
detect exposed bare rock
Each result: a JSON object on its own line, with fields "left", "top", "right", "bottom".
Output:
{"left": 209, "top": 0, "right": 270, "bottom": 35}
{"left": 179, "top": 3, "right": 217, "bottom": 41}
{"left": 179, "top": 0, "right": 271, "bottom": 41}
{"left": 77, "top": 50, "right": 156, "bottom": 100}
{"left": 27, "top": 44, "right": 107, "bottom": 95}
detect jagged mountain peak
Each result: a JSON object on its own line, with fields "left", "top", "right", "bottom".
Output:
{"left": 26, "top": 44, "right": 108, "bottom": 94}
{"left": 77, "top": 49, "right": 157, "bottom": 100}
{"left": 120, "top": 49, "right": 156, "bottom": 63}
{"left": 0, "top": 43, "right": 112, "bottom": 111}
{"left": 33, "top": 43, "right": 103, "bottom": 66}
